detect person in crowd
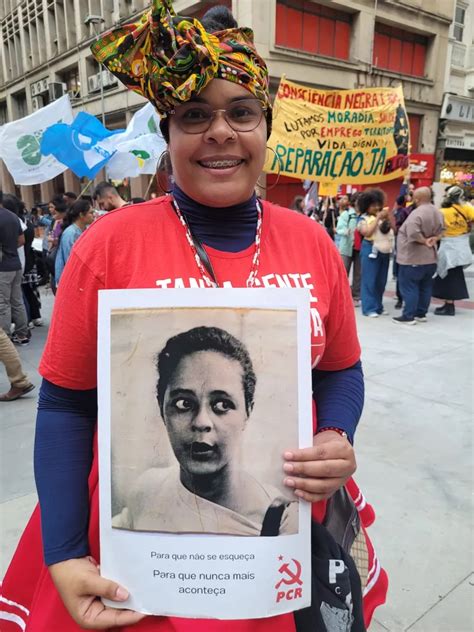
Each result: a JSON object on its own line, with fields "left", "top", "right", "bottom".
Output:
{"left": 1, "top": 3, "right": 387, "bottom": 631}
{"left": 63, "top": 191, "right": 78, "bottom": 207}
{"left": 336, "top": 194, "right": 360, "bottom": 306}
{"left": 392, "top": 193, "right": 414, "bottom": 309}
{"left": 0, "top": 191, "right": 29, "bottom": 345}
{"left": 3, "top": 195, "right": 28, "bottom": 273}
{"left": 30, "top": 206, "right": 42, "bottom": 231}
{"left": 94, "top": 181, "right": 128, "bottom": 211}
{"left": 393, "top": 187, "right": 444, "bottom": 325}
{"left": 45, "top": 196, "right": 69, "bottom": 293}
{"left": 48, "top": 195, "right": 68, "bottom": 249}
{"left": 113, "top": 326, "right": 297, "bottom": 535}
{"left": 358, "top": 188, "right": 392, "bottom": 318}
{"left": 0, "top": 328, "right": 35, "bottom": 401}
{"left": 36, "top": 205, "right": 54, "bottom": 284}
{"left": 130, "top": 196, "right": 146, "bottom": 205}
{"left": 55, "top": 200, "right": 95, "bottom": 286}
{"left": 322, "top": 196, "right": 338, "bottom": 240}
{"left": 432, "top": 185, "right": 474, "bottom": 315}
{"left": 291, "top": 195, "right": 305, "bottom": 213}
{"left": 2, "top": 194, "right": 42, "bottom": 328}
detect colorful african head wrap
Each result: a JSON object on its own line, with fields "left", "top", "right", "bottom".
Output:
{"left": 91, "top": 0, "right": 271, "bottom": 120}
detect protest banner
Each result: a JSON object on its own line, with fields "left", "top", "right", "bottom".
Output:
{"left": 98, "top": 288, "right": 312, "bottom": 619}
{"left": 319, "top": 182, "right": 338, "bottom": 197}
{"left": 265, "top": 77, "right": 410, "bottom": 184}
{"left": 0, "top": 95, "right": 73, "bottom": 185}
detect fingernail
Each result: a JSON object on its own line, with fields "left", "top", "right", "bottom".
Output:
{"left": 284, "top": 451, "right": 294, "bottom": 460}
{"left": 284, "top": 477, "right": 295, "bottom": 487}
{"left": 283, "top": 463, "right": 293, "bottom": 473}
{"left": 294, "top": 490, "right": 304, "bottom": 498}
{"left": 115, "top": 586, "right": 129, "bottom": 600}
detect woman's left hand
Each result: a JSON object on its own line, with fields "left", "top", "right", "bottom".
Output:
{"left": 283, "top": 430, "right": 356, "bottom": 502}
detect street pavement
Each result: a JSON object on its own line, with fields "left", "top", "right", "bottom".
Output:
{"left": 0, "top": 273, "right": 473, "bottom": 631}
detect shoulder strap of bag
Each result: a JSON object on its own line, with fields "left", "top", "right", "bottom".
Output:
{"left": 452, "top": 204, "right": 469, "bottom": 224}
{"left": 260, "top": 503, "right": 286, "bottom": 536}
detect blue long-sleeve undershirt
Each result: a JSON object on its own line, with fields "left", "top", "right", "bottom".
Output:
{"left": 35, "top": 362, "right": 364, "bottom": 565}
{"left": 34, "top": 380, "right": 96, "bottom": 565}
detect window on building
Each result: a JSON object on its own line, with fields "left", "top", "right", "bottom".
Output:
{"left": 453, "top": 4, "right": 466, "bottom": 42}
{"left": 408, "top": 113, "right": 423, "bottom": 152}
{"left": 12, "top": 91, "right": 27, "bottom": 120}
{"left": 373, "top": 23, "right": 428, "bottom": 77}
{"left": 59, "top": 66, "right": 81, "bottom": 99}
{"left": 276, "top": 1, "right": 351, "bottom": 60}
{"left": 0, "top": 101, "right": 8, "bottom": 125}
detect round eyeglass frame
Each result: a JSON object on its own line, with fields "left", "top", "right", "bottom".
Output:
{"left": 169, "top": 99, "right": 267, "bottom": 135}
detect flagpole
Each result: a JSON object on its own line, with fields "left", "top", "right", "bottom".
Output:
{"left": 144, "top": 174, "right": 156, "bottom": 200}
{"left": 79, "top": 179, "right": 94, "bottom": 198}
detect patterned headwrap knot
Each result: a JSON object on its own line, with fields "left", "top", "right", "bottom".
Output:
{"left": 91, "top": 0, "right": 271, "bottom": 124}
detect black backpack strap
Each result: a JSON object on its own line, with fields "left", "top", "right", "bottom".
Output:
{"left": 260, "top": 503, "right": 286, "bottom": 536}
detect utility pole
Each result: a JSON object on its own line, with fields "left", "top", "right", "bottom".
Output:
{"left": 84, "top": 14, "right": 106, "bottom": 125}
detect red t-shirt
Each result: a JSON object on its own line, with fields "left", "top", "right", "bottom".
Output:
{"left": 40, "top": 197, "right": 360, "bottom": 388}
{"left": 38, "top": 197, "right": 360, "bottom": 632}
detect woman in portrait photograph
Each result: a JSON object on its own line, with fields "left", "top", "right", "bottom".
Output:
{"left": 1, "top": 1, "right": 387, "bottom": 631}
{"left": 113, "top": 326, "right": 297, "bottom": 536}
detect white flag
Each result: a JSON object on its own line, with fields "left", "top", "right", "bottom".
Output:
{"left": 105, "top": 103, "right": 166, "bottom": 179}
{"left": 0, "top": 95, "right": 73, "bottom": 185}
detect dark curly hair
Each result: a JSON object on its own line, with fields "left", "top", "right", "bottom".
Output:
{"left": 356, "top": 188, "right": 386, "bottom": 214}
{"left": 156, "top": 326, "right": 256, "bottom": 417}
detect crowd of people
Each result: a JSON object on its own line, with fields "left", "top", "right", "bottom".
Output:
{"left": 293, "top": 183, "right": 473, "bottom": 324}
{"left": 0, "top": 182, "right": 134, "bottom": 400}
{"left": 1, "top": 179, "right": 473, "bottom": 394}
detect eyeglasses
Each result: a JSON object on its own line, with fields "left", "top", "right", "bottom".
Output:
{"left": 170, "top": 98, "right": 266, "bottom": 134}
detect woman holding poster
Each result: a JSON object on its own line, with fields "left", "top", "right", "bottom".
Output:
{"left": 1, "top": 2, "right": 387, "bottom": 631}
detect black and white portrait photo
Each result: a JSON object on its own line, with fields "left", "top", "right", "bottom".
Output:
{"left": 109, "top": 307, "right": 300, "bottom": 537}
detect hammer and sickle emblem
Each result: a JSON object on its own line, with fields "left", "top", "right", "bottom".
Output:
{"left": 275, "top": 559, "right": 303, "bottom": 589}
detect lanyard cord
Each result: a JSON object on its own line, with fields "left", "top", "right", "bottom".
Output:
{"left": 171, "top": 198, "right": 263, "bottom": 288}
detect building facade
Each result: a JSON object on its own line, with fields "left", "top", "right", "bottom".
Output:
{"left": 437, "top": 0, "right": 474, "bottom": 198}
{"left": 0, "top": 0, "right": 455, "bottom": 207}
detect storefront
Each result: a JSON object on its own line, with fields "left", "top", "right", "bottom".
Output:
{"left": 437, "top": 93, "right": 474, "bottom": 198}
{"left": 439, "top": 161, "right": 474, "bottom": 198}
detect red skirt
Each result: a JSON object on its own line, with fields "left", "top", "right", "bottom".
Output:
{"left": 0, "top": 450, "right": 387, "bottom": 631}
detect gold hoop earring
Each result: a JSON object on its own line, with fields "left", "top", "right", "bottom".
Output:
{"left": 257, "top": 146, "right": 282, "bottom": 191}
{"left": 157, "top": 149, "right": 173, "bottom": 194}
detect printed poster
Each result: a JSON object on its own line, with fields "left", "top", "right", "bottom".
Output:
{"left": 98, "top": 288, "right": 312, "bottom": 619}
{"left": 265, "top": 77, "right": 410, "bottom": 184}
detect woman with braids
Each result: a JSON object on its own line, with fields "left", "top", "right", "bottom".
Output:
{"left": 1, "top": 2, "right": 387, "bottom": 630}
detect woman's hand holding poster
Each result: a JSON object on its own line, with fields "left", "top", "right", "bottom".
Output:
{"left": 98, "top": 288, "right": 312, "bottom": 619}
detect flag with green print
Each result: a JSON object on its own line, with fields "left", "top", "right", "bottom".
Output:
{"left": 0, "top": 95, "right": 73, "bottom": 185}
{"left": 105, "top": 103, "right": 166, "bottom": 179}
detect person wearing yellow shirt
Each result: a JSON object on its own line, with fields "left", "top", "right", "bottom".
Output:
{"left": 432, "top": 186, "right": 473, "bottom": 316}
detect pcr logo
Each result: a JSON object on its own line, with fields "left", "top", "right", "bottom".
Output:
{"left": 275, "top": 555, "right": 303, "bottom": 603}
